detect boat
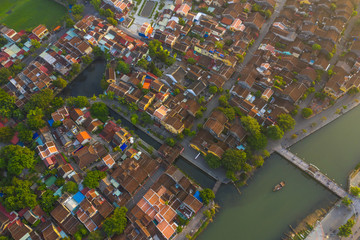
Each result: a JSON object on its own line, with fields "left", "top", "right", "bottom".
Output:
{"left": 273, "top": 181, "right": 285, "bottom": 192}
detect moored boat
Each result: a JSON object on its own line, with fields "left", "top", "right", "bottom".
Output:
{"left": 273, "top": 181, "right": 285, "bottom": 191}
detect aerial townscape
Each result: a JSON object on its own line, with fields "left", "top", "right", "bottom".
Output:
{"left": 3, "top": 0, "right": 360, "bottom": 239}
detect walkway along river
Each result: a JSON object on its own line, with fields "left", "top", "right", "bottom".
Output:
{"left": 62, "top": 59, "right": 338, "bottom": 240}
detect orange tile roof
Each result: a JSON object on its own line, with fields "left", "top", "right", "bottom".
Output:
{"left": 76, "top": 131, "right": 92, "bottom": 143}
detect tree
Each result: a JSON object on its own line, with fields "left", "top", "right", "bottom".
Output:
{"left": 330, "top": 3, "right": 337, "bottom": 11}
{"left": 351, "top": 186, "right": 360, "bottom": 196}
{"left": 215, "top": 41, "right": 223, "bottom": 49}
{"left": 166, "top": 138, "right": 175, "bottom": 147}
{"left": 218, "top": 107, "right": 235, "bottom": 121}
{"left": 247, "top": 133, "right": 267, "bottom": 150}
{"left": 88, "top": 230, "right": 104, "bottom": 240}
{"left": 179, "top": 17, "right": 186, "bottom": 26}
{"left": 82, "top": 55, "right": 93, "bottom": 65}
{"left": 72, "top": 4, "right": 84, "bottom": 14}
{"left": 219, "top": 95, "right": 229, "bottom": 107}
{"left": 342, "top": 196, "right": 353, "bottom": 207}
{"left": 66, "top": 96, "right": 90, "bottom": 108}
{"left": 236, "top": 54, "right": 244, "bottom": 63}
{"left": 25, "top": 89, "right": 54, "bottom": 112}
{"left": 0, "top": 145, "right": 35, "bottom": 175}
{"left": 30, "top": 39, "right": 41, "bottom": 49}
{"left": 205, "top": 153, "right": 222, "bottom": 169}
{"left": 277, "top": 114, "right": 296, "bottom": 131}
{"left": 199, "top": 188, "right": 215, "bottom": 205}
{"left": 53, "top": 77, "right": 67, "bottom": 89}
{"left": 252, "top": 155, "right": 264, "bottom": 167}
{"left": 2, "top": 178, "right": 37, "bottom": 211}
{"left": 312, "top": 44, "right": 322, "bottom": 51}
{"left": 0, "top": 68, "right": 12, "bottom": 86}
{"left": 266, "top": 125, "right": 284, "bottom": 140}
{"left": 107, "top": 17, "right": 118, "bottom": 26}
{"left": 51, "top": 97, "right": 65, "bottom": 109}
{"left": 187, "top": 58, "right": 196, "bottom": 64}
{"left": 70, "top": 63, "right": 81, "bottom": 75}
{"left": 221, "top": 149, "right": 247, "bottom": 171}
{"left": 264, "top": 9, "right": 272, "bottom": 18}
{"left": 63, "top": 181, "right": 78, "bottom": 194}
{"left": 66, "top": 18, "right": 75, "bottom": 27}
{"left": 90, "top": 102, "right": 109, "bottom": 123}
{"left": 103, "top": 207, "right": 128, "bottom": 236}
{"left": 0, "top": 127, "right": 14, "bottom": 143}
{"left": 241, "top": 116, "right": 261, "bottom": 136}
{"left": 93, "top": 46, "right": 103, "bottom": 57}
{"left": 301, "top": 108, "right": 313, "bottom": 118}
{"left": 0, "top": 89, "right": 15, "bottom": 118}
{"left": 0, "top": 36, "right": 8, "bottom": 48}
{"left": 39, "top": 190, "right": 59, "bottom": 213}
{"left": 338, "top": 219, "right": 355, "bottom": 237}
{"left": 27, "top": 107, "right": 45, "bottom": 130}
{"left": 16, "top": 123, "right": 33, "bottom": 144}
{"left": 140, "top": 112, "right": 153, "bottom": 125}
{"left": 209, "top": 86, "right": 218, "bottom": 94}
{"left": 130, "top": 114, "right": 139, "bottom": 125}
{"left": 83, "top": 170, "right": 107, "bottom": 188}
{"left": 117, "top": 60, "right": 131, "bottom": 74}
{"left": 137, "top": 58, "right": 148, "bottom": 69}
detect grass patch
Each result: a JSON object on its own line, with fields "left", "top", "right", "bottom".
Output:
{"left": 0, "top": 0, "right": 67, "bottom": 31}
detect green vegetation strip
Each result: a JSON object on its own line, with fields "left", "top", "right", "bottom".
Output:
{"left": 149, "top": 2, "right": 158, "bottom": 18}
{"left": 138, "top": 0, "right": 148, "bottom": 16}
{"left": 0, "top": 0, "right": 67, "bottom": 31}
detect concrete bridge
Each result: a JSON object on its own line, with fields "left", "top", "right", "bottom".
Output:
{"left": 275, "top": 146, "right": 347, "bottom": 198}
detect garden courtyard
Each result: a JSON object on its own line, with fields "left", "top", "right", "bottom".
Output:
{"left": 0, "top": 0, "right": 67, "bottom": 31}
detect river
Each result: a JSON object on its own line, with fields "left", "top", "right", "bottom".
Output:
{"left": 177, "top": 155, "right": 337, "bottom": 240}
{"left": 64, "top": 59, "right": 339, "bottom": 240}
{"left": 290, "top": 106, "right": 360, "bottom": 186}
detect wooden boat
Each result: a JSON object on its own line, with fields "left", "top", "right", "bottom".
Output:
{"left": 273, "top": 181, "right": 285, "bottom": 192}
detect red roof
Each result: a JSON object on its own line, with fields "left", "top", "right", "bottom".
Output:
{"left": 10, "top": 132, "right": 19, "bottom": 145}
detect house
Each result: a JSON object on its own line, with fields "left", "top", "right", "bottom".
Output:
{"left": 37, "top": 141, "right": 59, "bottom": 160}
{"left": 51, "top": 204, "right": 80, "bottom": 236}
{"left": 230, "top": 19, "right": 245, "bottom": 32}
{"left": 112, "top": 128, "right": 132, "bottom": 146}
{"left": 41, "top": 222, "right": 61, "bottom": 240}
{"left": 76, "top": 131, "right": 92, "bottom": 145}
{"left": 32, "top": 24, "right": 49, "bottom": 40}
{"left": 102, "top": 154, "right": 116, "bottom": 169}
{"left": 69, "top": 108, "right": 86, "bottom": 125}
{"left": 158, "top": 143, "right": 184, "bottom": 165}
{"left": 176, "top": 3, "right": 191, "bottom": 16}
{"left": 73, "top": 142, "right": 107, "bottom": 169}
{"left": 161, "top": 114, "right": 185, "bottom": 134}
{"left": 58, "top": 164, "right": 74, "bottom": 178}
{"left": 83, "top": 117, "right": 103, "bottom": 133}
{"left": 8, "top": 220, "right": 38, "bottom": 240}
{"left": 261, "top": 88, "right": 274, "bottom": 101}
{"left": 203, "top": 110, "right": 228, "bottom": 139}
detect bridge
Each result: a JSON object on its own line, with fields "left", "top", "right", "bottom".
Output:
{"left": 212, "top": 180, "right": 222, "bottom": 194}
{"left": 275, "top": 146, "right": 347, "bottom": 198}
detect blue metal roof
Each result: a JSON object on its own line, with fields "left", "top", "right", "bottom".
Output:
{"left": 73, "top": 192, "right": 85, "bottom": 203}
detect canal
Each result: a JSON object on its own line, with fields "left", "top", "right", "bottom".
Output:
{"left": 63, "top": 58, "right": 339, "bottom": 240}
{"left": 290, "top": 106, "right": 360, "bottom": 186}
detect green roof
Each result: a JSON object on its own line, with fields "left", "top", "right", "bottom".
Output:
{"left": 45, "top": 175, "right": 57, "bottom": 187}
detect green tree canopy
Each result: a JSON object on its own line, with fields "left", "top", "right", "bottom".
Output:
{"left": 252, "top": 155, "right": 264, "bottom": 168}
{"left": 2, "top": 177, "right": 37, "bottom": 211}
{"left": 0, "top": 88, "right": 15, "bottom": 118}
{"left": 221, "top": 149, "right": 247, "bottom": 172}
{"left": 247, "top": 133, "right": 267, "bottom": 150}
{"left": 63, "top": 181, "right": 78, "bottom": 194}
{"left": 83, "top": 170, "right": 106, "bottom": 189}
{"left": 66, "top": 96, "right": 90, "bottom": 108}
{"left": 107, "top": 17, "right": 118, "bottom": 26}
{"left": 82, "top": 55, "right": 93, "bottom": 65}
{"left": 301, "top": 108, "right": 313, "bottom": 118}
{"left": 53, "top": 77, "right": 68, "bottom": 89}
{"left": 312, "top": 44, "right": 322, "bottom": 51}
{"left": 241, "top": 116, "right": 261, "bottom": 136}
{"left": 39, "top": 190, "right": 59, "bottom": 213}
{"left": 341, "top": 196, "right": 353, "bottom": 207}
{"left": 351, "top": 186, "right": 360, "bottom": 196}
{"left": 0, "top": 68, "right": 12, "bottom": 86}
{"left": 338, "top": 219, "right": 354, "bottom": 237}
{"left": 90, "top": 102, "right": 109, "bottom": 122}
{"left": 166, "top": 138, "right": 176, "bottom": 147}
{"left": 0, "top": 145, "right": 35, "bottom": 175}
{"left": 209, "top": 85, "right": 218, "bottom": 94}
{"left": 25, "top": 89, "right": 54, "bottom": 112}
{"left": 187, "top": 58, "right": 196, "bottom": 64}
{"left": 130, "top": 114, "right": 139, "bottom": 125}
{"left": 30, "top": 39, "right": 41, "bottom": 49}
{"left": 277, "top": 113, "right": 296, "bottom": 131}
{"left": 27, "top": 107, "right": 45, "bottom": 130}
{"left": 117, "top": 61, "right": 131, "bottom": 74}
{"left": 15, "top": 123, "right": 33, "bottom": 144}
{"left": 205, "top": 153, "right": 222, "bottom": 169}
{"left": 266, "top": 125, "right": 284, "bottom": 140}
{"left": 0, "top": 127, "right": 14, "bottom": 143}
{"left": 103, "top": 207, "right": 128, "bottom": 236}
{"left": 199, "top": 188, "right": 215, "bottom": 205}
{"left": 72, "top": 4, "right": 84, "bottom": 14}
